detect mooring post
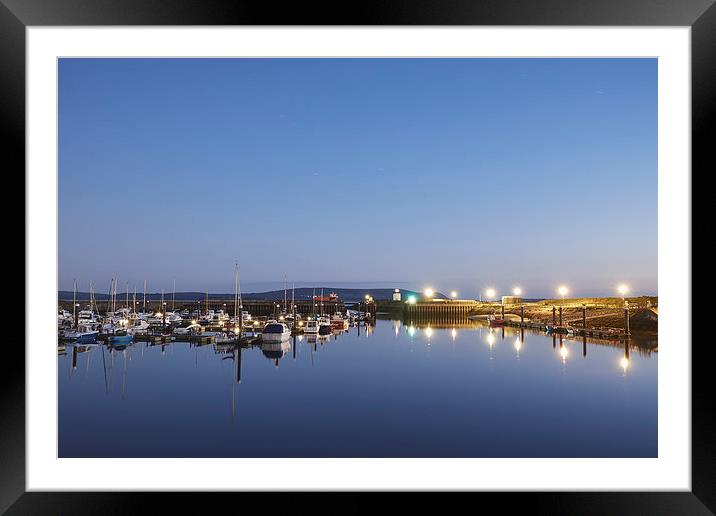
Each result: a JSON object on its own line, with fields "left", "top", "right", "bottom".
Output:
{"left": 552, "top": 306, "right": 556, "bottom": 325}
{"left": 624, "top": 301, "right": 630, "bottom": 335}
{"left": 501, "top": 304, "right": 505, "bottom": 320}
{"left": 520, "top": 305, "right": 524, "bottom": 324}
{"left": 582, "top": 303, "right": 587, "bottom": 328}
{"left": 559, "top": 306, "right": 563, "bottom": 326}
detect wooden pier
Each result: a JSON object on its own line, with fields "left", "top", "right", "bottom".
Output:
{"left": 503, "top": 319, "right": 628, "bottom": 340}
{"left": 132, "top": 334, "right": 173, "bottom": 343}
{"left": 172, "top": 334, "right": 215, "bottom": 343}
{"left": 402, "top": 300, "right": 635, "bottom": 340}
{"left": 403, "top": 300, "right": 477, "bottom": 323}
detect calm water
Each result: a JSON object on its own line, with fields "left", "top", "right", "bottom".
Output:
{"left": 58, "top": 319, "right": 657, "bottom": 457}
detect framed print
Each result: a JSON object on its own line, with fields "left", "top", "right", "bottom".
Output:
{"left": 5, "top": 0, "right": 711, "bottom": 512}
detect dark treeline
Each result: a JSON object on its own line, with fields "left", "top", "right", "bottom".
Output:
{"left": 58, "top": 287, "right": 440, "bottom": 303}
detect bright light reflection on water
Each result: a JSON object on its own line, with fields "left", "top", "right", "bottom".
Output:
{"left": 58, "top": 319, "right": 657, "bottom": 458}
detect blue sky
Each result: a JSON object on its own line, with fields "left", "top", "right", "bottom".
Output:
{"left": 59, "top": 58, "right": 657, "bottom": 298}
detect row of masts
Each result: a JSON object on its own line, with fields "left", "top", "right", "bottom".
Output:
{"left": 69, "top": 266, "right": 334, "bottom": 319}
{"left": 71, "top": 276, "right": 176, "bottom": 315}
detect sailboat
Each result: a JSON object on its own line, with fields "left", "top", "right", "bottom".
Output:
{"left": 105, "top": 317, "right": 133, "bottom": 345}
{"left": 284, "top": 283, "right": 302, "bottom": 329}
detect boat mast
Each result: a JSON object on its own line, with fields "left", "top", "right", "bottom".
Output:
{"left": 284, "top": 276, "right": 287, "bottom": 313}
{"left": 125, "top": 281, "right": 129, "bottom": 311}
{"left": 89, "top": 281, "right": 96, "bottom": 314}
{"left": 133, "top": 286, "right": 137, "bottom": 316}
{"left": 143, "top": 279, "right": 147, "bottom": 313}
{"left": 237, "top": 266, "right": 243, "bottom": 332}
{"left": 234, "top": 263, "right": 239, "bottom": 323}
{"left": 205, "top": 290, "right": 209, "bottom": 315}
{"left": 72, "top": 279, "right": 77, "bottom": 328}
{"left": 172, "top": 279, "right": 176, "bottom": 311}
{"left": 107, "top": 278, "right": 113, "bottom": 315}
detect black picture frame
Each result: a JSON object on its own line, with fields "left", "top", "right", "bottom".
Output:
{"left": 4, "top": 0, "right": 709, "bottom": 513}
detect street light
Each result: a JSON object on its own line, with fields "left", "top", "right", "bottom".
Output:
{"left": 485, "top": 288, "right": 496, "bottom": 300}
{"left": 557, "top": 285, "right": 568, "bottom": 300}
{"left": 450, "top": 291, "right": 458, "bottom": 299}
{"left": 513, "top": 287, "right": 522, "bottom": 296}
{"left": 617, "top": 284, "right": 629, "bottom": 297}
{"left": 424, "top": 288, "right": 434, "bottom": 298}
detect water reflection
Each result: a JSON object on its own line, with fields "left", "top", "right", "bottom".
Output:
{"left": 59, "top": 318, "right": 657, "bottom": 458}
{"left": 262, "top": 341, "right": 290, "bottom": 367}
{"left": 621, "top": 341, "right": 631, "bottom": 375}
{"left": 486, "top": 331, "right": 496, "bottom": 347}
{"left": 559, "top": 336, "right": 569, "bottom": 371}
{"left": 66, "top": 321, "right": 656, "bottom": 397}
{"left": 424, "top": 326, "right": 433, "bottom": 343}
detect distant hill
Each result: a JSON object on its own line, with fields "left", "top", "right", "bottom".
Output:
{"left": 58, "top": 288, "right": 448, "bottom": 303}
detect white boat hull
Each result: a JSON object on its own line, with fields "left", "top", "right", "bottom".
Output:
{"left": 261, "top": 332, "right": 290, "bottom": 342}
